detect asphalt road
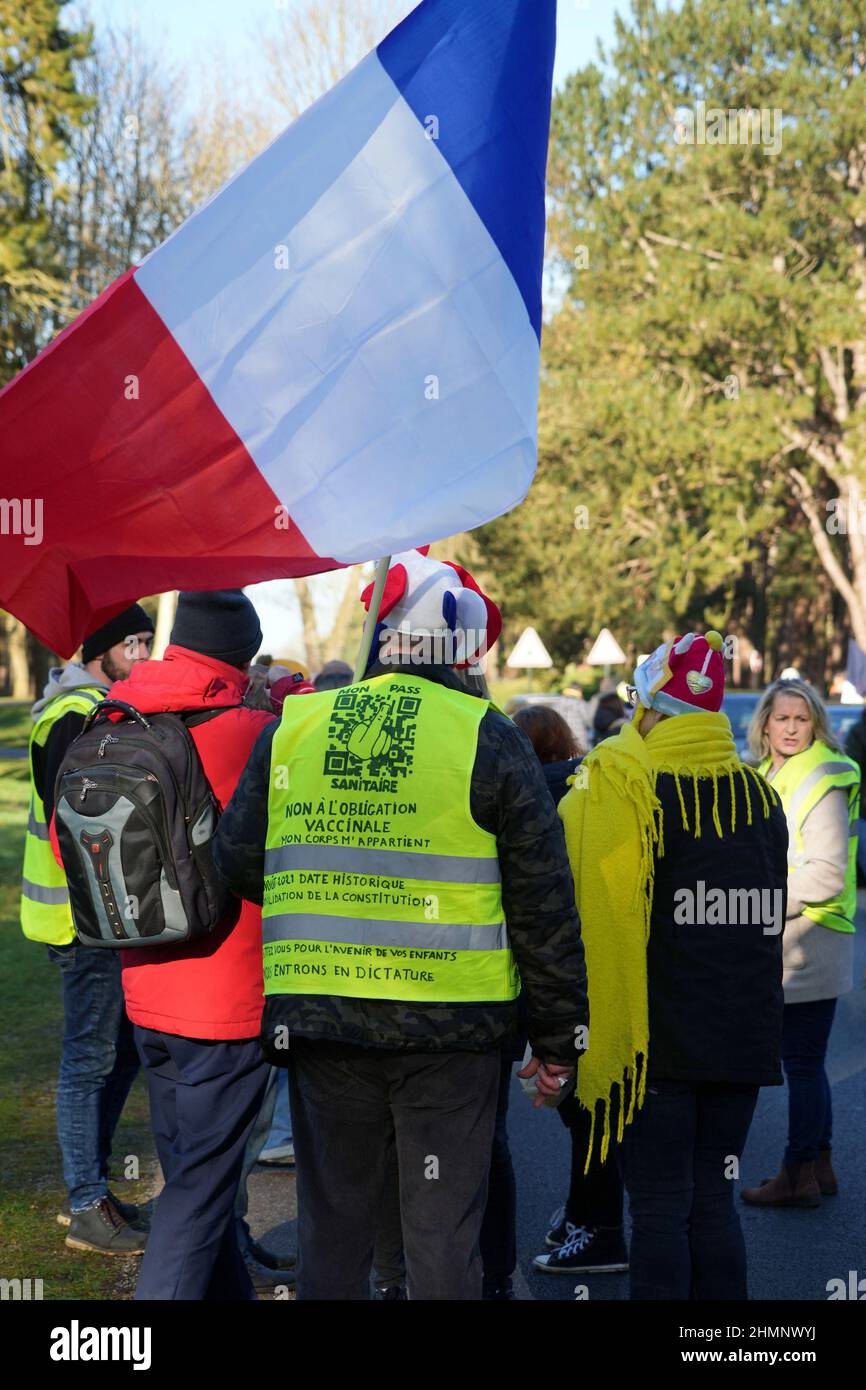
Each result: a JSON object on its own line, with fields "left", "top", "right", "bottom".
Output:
{"left": 508, "top": 899, "right": 866, "bottom": 1302}
{"left": 249, "top": 904, "right": 865, "bottom": 1302}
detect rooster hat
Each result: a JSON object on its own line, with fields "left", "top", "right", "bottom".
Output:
{"left": 633, "top": 630, "right": 726, "bottom": 716}
{"left": 360, "top": 549, "right": 502, "bottom": 668}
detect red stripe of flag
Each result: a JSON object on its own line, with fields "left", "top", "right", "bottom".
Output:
{"left": 0, "top": 270, "right": 339, "bottom": 656}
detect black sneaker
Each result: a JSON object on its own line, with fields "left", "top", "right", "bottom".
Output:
{"left": 64, "top": 1196, "right": 148, "bottom": 1256}
{"left": 545, "top": 1203, "right": 582, "bottom": 1250}
{"left": 374, "top": 1284, "right": 407, "bottom": 1300}
{"left": 57, "top": 1193, "right": 152, "bottom": 1230}
{"left": 533, "top": 1225, "right": 628, "bottom": 1275}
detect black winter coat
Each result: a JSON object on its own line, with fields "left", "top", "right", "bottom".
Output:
{"left": 844, "top": 712, "right": 866, "bottom": 807}
{"left": 542, "top": 758, "right": 582, "bottom": 807}
{"left": 647, "top": 770, "right": 788, "bottom": 1086}
{"left": 214, "top": 663, "right": 588, "bottom": 1065}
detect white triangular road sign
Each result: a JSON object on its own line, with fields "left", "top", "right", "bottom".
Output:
{"left": 586, "top": 627, "right": 626, "bottom": 665}
{"left": 507, "top": 626, "right": 553, "bottom": 669}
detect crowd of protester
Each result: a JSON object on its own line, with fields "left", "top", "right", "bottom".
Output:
{"left": 21, "top": 555, "right": 861, "bottom": 1300}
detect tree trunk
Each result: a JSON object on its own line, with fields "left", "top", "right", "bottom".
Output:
{"left": 840, "top": 474, "right": 866, "bottom": 650}
{"left": 153, "top": 590, "right": 178, "bottom": 659}
{"left": 4, "top": 615, "right": 32, "bottom": 698}
{"left": 27, "top": 631, "right": 56, "bottom": 698}
{"left": 295, "top": 577, "right": 322, "bottom": 672}
{"left": 324, "top": 568, "right": 363, "bottom": 664}
{"left": 790, "top": 469, "right": 866, "bottom": 652}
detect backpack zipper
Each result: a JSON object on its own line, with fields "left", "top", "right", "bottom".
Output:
{"left": 62, "top": 767, "right": 179, "bottom": 891}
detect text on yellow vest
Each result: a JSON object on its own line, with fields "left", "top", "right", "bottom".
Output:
{"left": 263, "top": 672, "right": 519, "bottom": 1003}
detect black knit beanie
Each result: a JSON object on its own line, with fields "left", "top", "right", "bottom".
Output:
{"left": 82, "top": 603, "right": 153, "bottom": 663}
{"left": 170, "top": 590, "right": 262, "bottom": 668}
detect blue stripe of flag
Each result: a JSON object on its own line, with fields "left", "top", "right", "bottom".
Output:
{"left": 378, "top": 0, "right": 556, "bottom": 342}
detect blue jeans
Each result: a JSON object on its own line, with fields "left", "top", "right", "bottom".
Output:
{"left": 47, "top": 943, "right": 140, "bottom": 1212}
{"left": 265, "top": 1068, "right": 293, "bottom": 1148}
{"left": 781, "top": 998, "right": 837, "bottom": 1163}
{"left": 619, "top": 1080, "right": 759, "bottom": 1300}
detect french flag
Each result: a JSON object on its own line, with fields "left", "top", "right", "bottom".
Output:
{"left": 0, "top": 0, "right": 556, "bottom": 657}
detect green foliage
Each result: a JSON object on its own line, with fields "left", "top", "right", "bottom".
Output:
{"left": 0, "top": 700, "right": 32, "bottom": 750}
{"left": 0, "top": 770, "right": 152, "bottom": 1298}
{"left": 477, "top": 0, "right": 866, "bottom": 676}
{"left": 0, "top": 0, "right": 92, "bottom": 379}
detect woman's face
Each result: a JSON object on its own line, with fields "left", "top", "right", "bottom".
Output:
{"left": 765, "top": 692, "right": 814, "bottom": 760}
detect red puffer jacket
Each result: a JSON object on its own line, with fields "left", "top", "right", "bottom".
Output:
{"left": 108, "top": 645, "right": 274, "bottom": 1040}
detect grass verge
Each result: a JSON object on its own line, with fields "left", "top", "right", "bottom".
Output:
{"left": 0, "top": 760, "right": 155, "bottom": 1300}
{"left": 0, "top": 701, "right": 31, "bottom": 751}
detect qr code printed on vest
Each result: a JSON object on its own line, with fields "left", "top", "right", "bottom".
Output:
{"left": 323, "top": 687, "right": 421, "bottom": 780}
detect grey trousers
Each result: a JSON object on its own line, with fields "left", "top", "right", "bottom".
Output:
{"left": 288, "top": 1040, "right": 500, "bottom": 1300}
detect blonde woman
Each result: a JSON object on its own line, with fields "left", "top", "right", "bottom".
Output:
{"left": 742, "top": 679, "right": 859, "bottom": 1209}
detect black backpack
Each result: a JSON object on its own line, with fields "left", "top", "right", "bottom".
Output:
{"left": 54, "top": 699, "right": 237, "bottom": 948}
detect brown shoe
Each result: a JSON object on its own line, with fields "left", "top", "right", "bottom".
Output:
{"left": 741, "top": 1161, "right": 820, "bottom": 1209}
{"left": 814, "top": 1149, "right": 838, "bottom": 1196}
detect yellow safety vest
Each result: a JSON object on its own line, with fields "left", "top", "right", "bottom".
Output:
{"left": 760, "top": 739, "right": 859, "bottom": 933}
{"left": 263, "top": 672, "right": 519, "bottom": 1004}
{"left": 21, "top": 685, "right": 104, "bottom": 945}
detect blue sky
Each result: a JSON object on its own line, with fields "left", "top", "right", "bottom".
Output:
{"left": 79, "top": 0, "right": 626, "bottom": 94}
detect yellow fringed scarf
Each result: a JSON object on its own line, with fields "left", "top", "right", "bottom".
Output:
{"left": 558, "top": 709, "right": 772, "bottom": 1170}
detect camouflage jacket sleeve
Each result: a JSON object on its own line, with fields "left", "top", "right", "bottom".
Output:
{"left": 472, "top": 710, "right": 589, "bottom": 1066}
{"left": 212, "top": 721, "right": 276, "bottom": 906}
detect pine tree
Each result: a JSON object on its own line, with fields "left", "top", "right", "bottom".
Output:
{"left": 0, "top": 0, "right": 92, "bottom": 381}
{"left": 477, "top": 0, "right": 866, "bottom": 678}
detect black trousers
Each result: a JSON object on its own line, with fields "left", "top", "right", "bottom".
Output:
{"left": 478, "top": 1054, "right": 518, "bottom": 1287}
{"left": 133, "top": 1028, "right": 269, "bottom": 1301}
{"left": 619, "top": 1080, "right": 759, "bottom": 1300}
{"left": 558, "top": 1093, "right": 624, "bottom": 1229}
{"left": 288, "top": 1039, "right": 500, "bottom": 1300}
{"left": 373, "top": 1051, "right": 518, "bottom": 1291}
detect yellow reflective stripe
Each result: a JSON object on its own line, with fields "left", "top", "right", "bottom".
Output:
{"left": 22, "top": 686, "right": 102, "bottom": 947}
{"left": 23, "top": 826, "right": 67, "bottom": 882}
{"left": 788, "top": 761, "right": 858, "bottom": 826}
{"left": 264, "top": 875, "right": 502, "bottom": 928}
{"left": 264, "top": 673, "right": 515, "bottom": 1003}
{"left": 768, "top": 743, "right": 858, "bottom": 931}
{"left": 263, "top": 912, "right": 508, "bottom": 952}
{"left": 27, "top": 811, "right": 50, "bottom": 840}
{"left": 30, "top": 686, "right": 103, "bottom": 745}
{"left": 264, "top": 843, "right": 501, "bottom": 884}
{"left": 21, "top": 878, "right": 69, "bottom": 906}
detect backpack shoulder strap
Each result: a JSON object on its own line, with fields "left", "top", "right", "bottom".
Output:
{"left": 179, "top": 705, "right": 244, "bottom": 729}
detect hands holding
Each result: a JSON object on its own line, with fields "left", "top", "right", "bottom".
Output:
{"left": 517, "top": 1055, "right": 575, "bottom": 1110}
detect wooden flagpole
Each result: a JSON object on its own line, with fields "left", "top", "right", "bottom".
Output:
{"left": 353, "top": 555, "right": 391, "bottom": 682}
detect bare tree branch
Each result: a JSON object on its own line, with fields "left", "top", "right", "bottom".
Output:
{"left": 643, "top": 230, "right": 727, "bottom": 262}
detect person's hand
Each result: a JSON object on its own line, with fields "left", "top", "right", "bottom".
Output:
{"left": 517, "top": 1055, "right": 575, "bottom": 1110}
